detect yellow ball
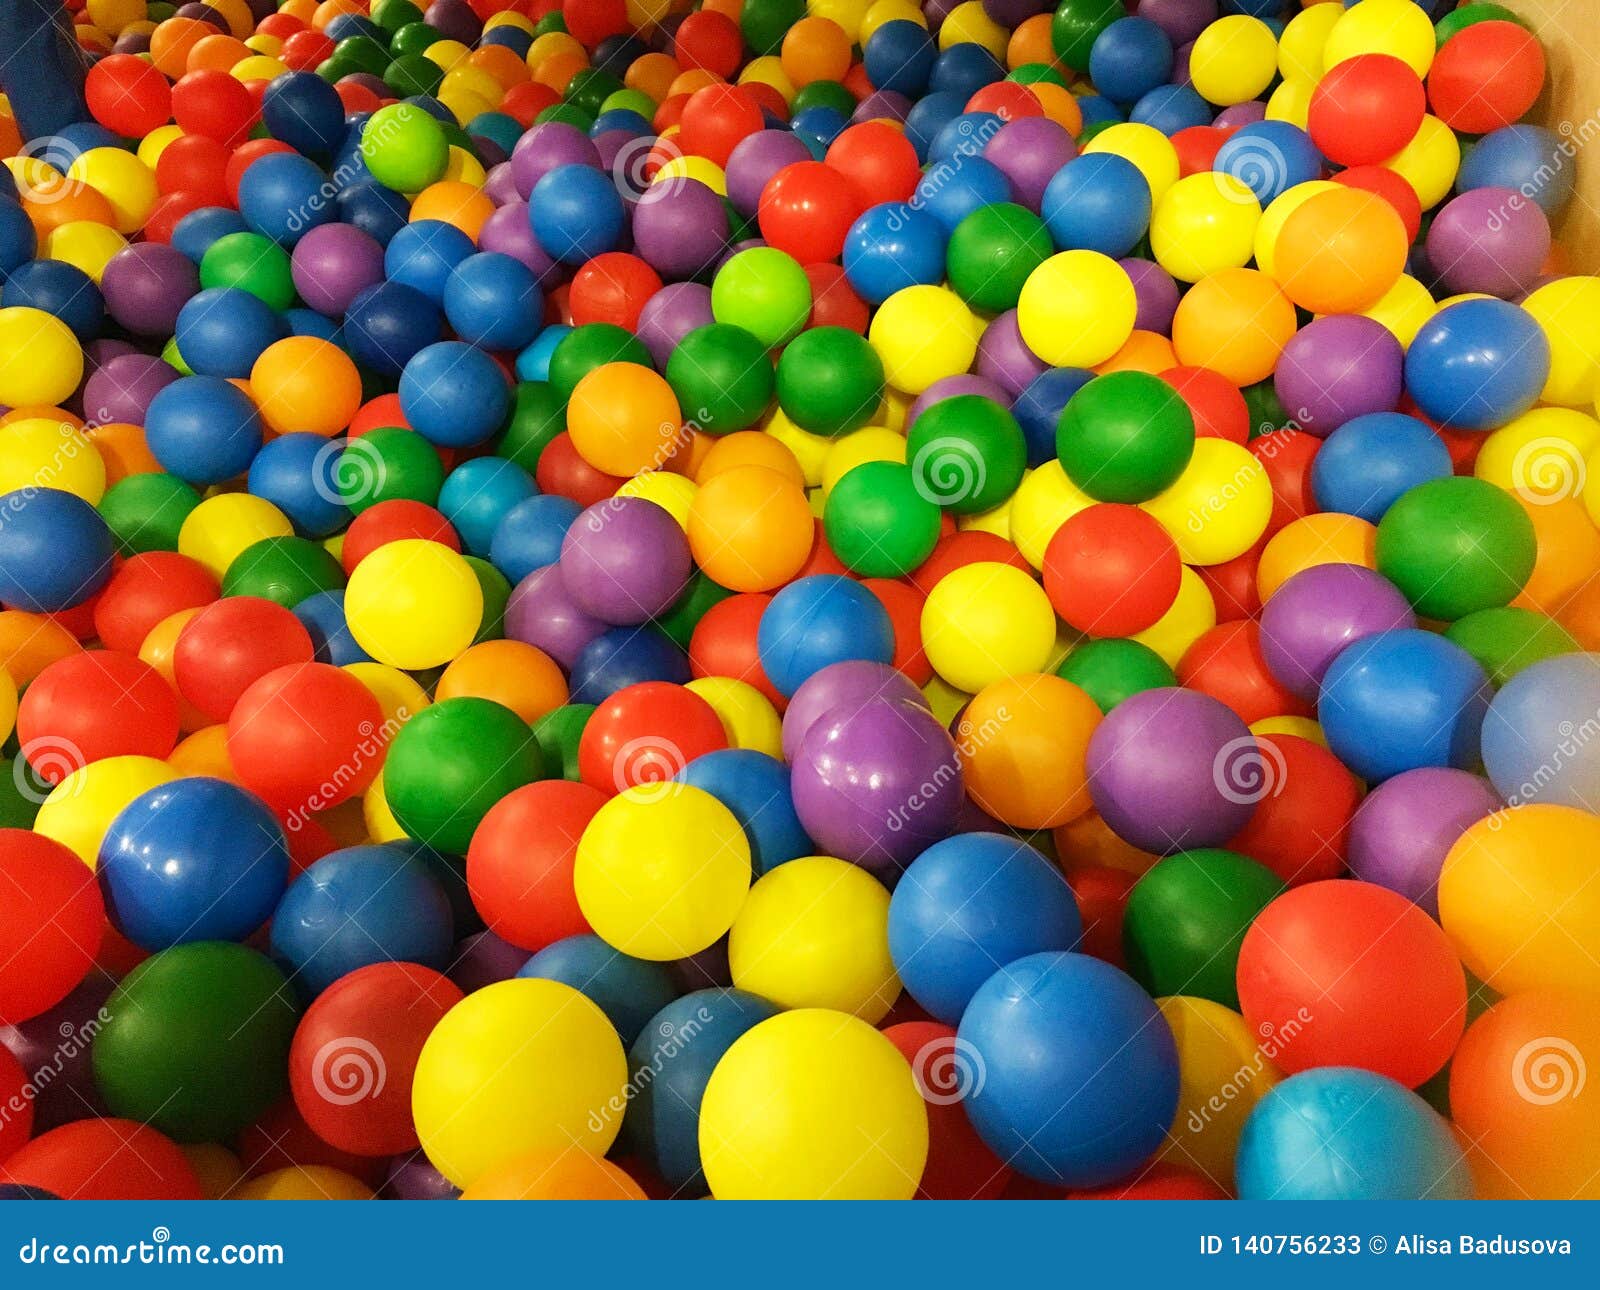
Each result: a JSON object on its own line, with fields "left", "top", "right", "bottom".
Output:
{"left": 1016, "top": 251, "right": 1136, "bottom": 367}
{"left": 1358, "top": 273, "right": 1436, "bottom": 348}
{"left": 615, "top": 471, "right": 697, "bottom": 530}
{"left": 412, "top": 978, "right": 628, "bottom": 1187}
{"left": 685, "top": 676, "right": 782, "bottom": 756}
{"left": 362, "top": 770, "right": 407, "bottom": 844}
{"left": 729, "top": 856, "right": 900, "bottom": 1022}
{"left": 1476, "top": 407, "right": 1600, "bottom": 504}
{"left": 424, "top": 38, "right": 472, "bottom": 70}
{"left": 34, "top": 755, "right": 178, "bottom": 866}
{"left": 1008, "top": 462, "right": 1094, "bottom": 568}
{"left": 42, "top": 221, "right": 128, "bottom": 283}
{"left": 86, "top": 0, "right": 145, "bottom": 34}
{"left": 1381, "top": 114, "right": 1459, "bottom": 211}
{"left": 1323, "top": 0, "right": 1435, "bottom": 76}
{"left": 1250, "top": 714, "right": 1326, "bottom": 748}
{"left": 1082, "top": 123, "right": 1180, "bottom": 202}
{"left": 136, "top": 124, "right": 185, "bottom": 170}
{"left": 1189, "top": 16, "right": 1278, "bottom": 107}
{"left": 574, "top": 783, "right": 752, "bottom": 960}
{"left": 810, "top": 0, "right": 870, "bottom": 41}
{"left": 0, "top": 417, "right": 106, "bottom": 503}
{"left": 343, "top": 661, "right": 431, "bottom": 730}
{"left": 178, "top": 494, "right": 293, "bottom": 580}
{"left": 1276, "top": 2, "right": 1342, "bottom": 83}
{"left": 0, "top": 667, "right": 15, "bottom": 746}
{"left": 1131, "top": 565, "right": 1217, "bottom": 667}
{"left": 922, "top": 561, "right": 1056, "bottom": 693}
{"left": 1150, "top": 174, "right": 1261, "bottom": 283}
{"left": 1253, "top": 180, "right": 1337, "bottom": 279}
{"left": 939, "top": 0, "right": 1007, "bottom": 55}
{"left": 821, "top": 426, "right": 906, "bottom": 497}
{"left": 230, "top": 55, "right": 289, "bottom": 82}
{"left": 233, "top": 1166, "right": 373, "bottom": 1200}
{"left": 345, "top": 539, "right": 483, "bottom": 671}
{"left": 859, "top": 0, "right": 927, "bottom": 44}
{"left": 1523, "top": 276, "right": 1600, "bottom": 407}
{"left": 652, "top": 154, "right": 727, "bottom": 195}
{"left": 1263, "top": 76, "right": 1314, "bottom": 129}
{"left": 869, "top": 285, "right": 983, "bottom": 394}
{"left": 738, "top": 56, "right": 796, "bottom": 102}
{"left": 763, "top": 407, "right": 832, "bottom": 486}
{"left": 0, "top": 308, "right": 83, "bottom": 409}
{"left": 625, "top": 0, "right": 672, "bottom": 28}
{"left": 1141, "top": 438, "right": 1272, "bottom": 566}
{"left": 699, "top": 1009, "right": 928, "bottom": 1199}
{"left": 442, "top": 143, "right": 489, "bottom": 185}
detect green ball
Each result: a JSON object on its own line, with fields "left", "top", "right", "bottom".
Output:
{"left": 0, "top": 759, "right": 41, "bottom": 829}
{"left": 372, "top": 0, "right": 424, "bottom": 33}
{"left": 385, "top": 53, "right": 445, "bottom": 98}
{"left": 1122, "top": 849, "right": 1285, "bottom": 1009}
{"left": 905, "top": 393, "right": 1028, "bottom": 515}
{"left": 465, "top": 556, "right": 511, "bottom": 644}
{"left": 222, "top": 537, "right": 345, "bottom": 608}
{"left": 1056, "top": 371, "right": 1195, "bottom": 503}
{"left": 548, "top": 324, "right": 653, "bottom": 400}
{"left": 666, "top": 324, "right": 775, "bottom": 434}
{"left": 1055, "top": 637, "right": 1177, "bottom": 713}
{"left": 162, "top": 336, "right": 194, "bottom": 376}
{"left": 1444, "top": 606, "right": 1580, "bottom": 687}
{"left": 566, "top": 68, "right": 623, "bottom": 117}
{"left": 199, "top": 232, "right": 294, "bottom": 310}
{"left": 361, "top": 103, "right": 449, "bottom": 192}
{"left": 1435, "top": 1, "right": 1528, "bottom": 44}
{"left": 711, "top": 247, "right": 812, "bottom": 349}
{"left": 1010, "top": 63, "right": 1069, "bottom": 88}
{"left": 536, "top": 104, "right": 594, "bottom": 130}
{"left": 601, "top": 88, "right": 656, "bottom": 118}
{"left": 655, "top": 570, "right": 732, "bottom": 649}
{"left": 333, "top": 34, "right": 393, "bottom": 76}
{"left": 824, "top": 461, "right": 942, "bottom": 578}
{"left": 791, "top": 81, "right": 855, "bottom": 116}
{"left": 532, "top": 703, "right": 595, "bottom": 782}
{"left": 946, "top": 203, "right": 1054, "bottom": 313}
{"left": 534, "top": 10, "right": 567, "bottom": 34}
{"left": 775, "top": 326, "right": 884, "bottom": 437}
{"left": 496, "top": 381, "right": 567, "bottom": 471}
{"left": 341, "top": 426, "right": 445, "bottom": 512}
{"left": 384, "top": 697, "right": 544, "bottom": 854}
{"left": 1243, "top": 379, "right": 1290, "bottom": 437}
{"left": 98, "top": 474, "right": 201, "bottom": 554}
{"left": 1375, "top": 477, "right": 1537, "bottom": 621}
{"left": 1051, "top": 0, "right": 1124, "bottom": 70}
{"left": 391, "top": 21, "right": 442, "bottom": 56}
{"left": 92, "top": 942, "right": 300, "bottom": 1143}
{"left": 741, "top": 0, "right": 806, "bottom": 54}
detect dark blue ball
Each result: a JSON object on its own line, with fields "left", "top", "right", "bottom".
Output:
{"left": 337, "top": 180, "right": 411, "bottom": 246}
{"left": 398, "top": 340, "right": 510, "bottom": 447}
{"left": 570, "top": 625, "right": 690, "bottom": 705}
{"left": 1015, "top": 367, "right": 1094, "bottom": 467}
{"left": 864, "top": 20, "right": 936, "bottom": 96}
{"left": 344, "top": 280, "right": 442, "bottom": 377}
{"left": 146, "top": 375, "right": 265, "bottom": 485}
{"left": 674, "top": 749, "right": 812, "bottom": 876}
{"left": 293, "top": 589, "right": 374, "bottom": 666}
{"left": 443, "top": 252, "right": 543, "bottom": 351}
{"left": 928, "top": 43, "right": 1004, "bottom": 100}
{"left": 174, "top": 286, "right": 286, "bottom": 379}
{"left": 262, "top": 71, "right": 347, "bottom": 158}
{"left": 488, "top": 493, "right": 580, "bottom": 585}
{"left": 171, "top": 206, "right": 248, "bottom": 265}
{"left": 530, "top": 163, "right": 625, "bottom": 264}
{"left": 1, "top": 259, "right": 104, "bottom": 341}
{"left": 518, "top": 934, "right": 681, "bottom": 1046}
{"left": 384, "top": 219, "right": 476, "bottom": 303}
{"left": 238, "top": 152, "right": 335, "bottom": 246}
{"left": 0, "top": 488, "right": 114, "bottom": 611}
{"left": 0, "top": 198, "right": 36, "bottom": 277}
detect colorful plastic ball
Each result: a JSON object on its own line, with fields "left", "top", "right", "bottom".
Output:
{"left": 1086, "top": 16, "right": 1172, "bottom": 105}
{"left": 576, "top": 680, "right": 725, "bottom": 797}
{"left": 866, "top": 284, "right": 981, "bottom": 393}
{"left": 0, "top": 1118, "right": 200, "bottom": 1201}
{"left": 142, "top": 374, "right": 264, "bottom": 487}
{"left": 864, "top": 19, "right": 937, "bottom": 94}
{"left": 0, "top": 488, "right": 114, "bottom": 612}
{"left": 488, "top": 494, "right": 580, "bottom": 585}
{"left": 441, "top": 251, "right": 542, "bottom": 351}
{"left": 913, "top": 154, "right": 1012, "bottom": 232}
{"left": 236, "top": 153, "right": 335, "bottom": 247}
{"left": 384, "top": 220, "right": 475, "bottom": 306}
{"left": 699, "top": 1008, "right": 927, "bottom": 1199}
{"left": 1055, "top": 637, "right": 1176, "bottom": 714}
{"left": 664, "top": 323, "right": 774, "bottom": 436}
{"left": 0, "top": 831, "right": 103, "bottom": 1025}
{"left": 1426, "top": 187, "right": 1550, "bottom": 300}
{"left": 512, "top": 933, "right": 678, "bottom": 1048}
{"left": 673, "top": 749, "right": 811, "bottom": 876}
{"left": 2, "top": 259, "right": 102, "bottom": 342}
{"left": 1347, "top": 767, "right": 1500, "bottom": 918}
{"left": 944, "top": 202, "right": 1053, "bottom": 314}
{"left": 1274, "top": 187, "right": 1406, "bottom": 315}
{"left": 1376, "top": 477, "right": 1537, "bottom": 621}
{"left": 398, "top": 341, "right": 510, "bottom": 448}
{"left": 1258, "top": 562, "right": 1417, "bottom": 702}
{"left": 1056, "top": 371, "right": 1193, "bottom": 504}
{"left": 711, "top": 246, "right": 813, "bottom": 349}
{"left": 1318, "top": 628, "right": 1491, "bottom": 783}
{"left": 903, "top": 394, "right": 1027, "bottom": 515}
{"left": 1038, "top": 154, "right": 1149, "bottom": 260}
{"left": 1235, "top": 1067, "right": 1470, "bottom": 1200}
{"left": 1311, "top": 413, "right": 1451, "bottom": 523}
{"left": 1478, "top": 653, "right": 1600, "bottom": 810}
{"left": 1429, "top": 21, "right": 1544, "bottom": 134}
{"left": 1404, "top": 298, "right": 1551, "bottom": 431}
{"left": 1044, "top": 504, "right": 1181, "bottom": 638}
{"left": 464, "top": 779, "right": 599, "bottom": 951}
{"left": 823, "top": 462, "right": 941, "bottom": 578}
{"left": 1305, "top": 52, "right": 1424, "bottom": 167}
{"left": 841, "top": 202, "right": 947, "bottom": 306}
{"left": 1016, "top": 250, "right": 1135, "bottom": 369}
{"left": 756, "top": 575, "right": 894, "bottom": 698}
{"left": 86, "top": 53, "right": 173, "bottom": 137}
{"left": 774, "top": 326, "right": 883, "bottom": 438}
{"left": 756, "top": 160, "right": 866, "bottom": 266}
{"left": 360, "top": 102, "right": 450, "bottom": 192}
{"left": 173, "top": 286, "right": 285, "bottom": 379}
{"left": 1275, "top": 314, "right": 1404, "bottom": 439}
{"left": 921, "top": 561, "right": 1054, "bottom": 693}
{"left": 344, "top": 538, "right": 482, "bottom": 670}
{"left": 530, "top": 163, "right": 625, "bottom": 264}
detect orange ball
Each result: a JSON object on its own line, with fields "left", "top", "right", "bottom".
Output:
{"left": 1511, "top": 493, "right": 1600, "bottom": 615}
{"left": 250, "top": 336, "right": 362, "bottom": 437}
{"left": 627, "top": 52, "right": 681, "bottom": 104}
{"left": 139, "top": 608, "right": 212, "bottom": 733}
{"left": 1171, "top": 268, "right": 1297, "bottom": 386}
{"left": 1007, "top": 13, "right": 1056, "bottom": 69}
{"left": 687, "top": 464, "right": 814, "bottom": 592}
{"left": 19, "top": 177, "right": 116, "bottom": 237}
{"left": 1094, "top": 329, "right": 1178, "bottom": 376}
{"left": 469, "top": 45, "right": 530, "bottom": 90}
{"left": 0, "top": 610, "right": 82, "bottom": 686}
{"left": 410, "top": 180, "right": 495, "bottom": 241}
{"left": 695, "top": 429, "right": 807, "bottom": 487}
{"left": 959, "top": 673, "right": 1101, "bottom": 830}
{"left": 168, "top": 724, "right": 240, "bottom": 782}
{"left": 533, "top": 49, "right": 589, "bottom": 94}
{"left": 1256, "top": 513, "right": 1378, "bottom": 602}
{"left": 780, "top": 17, "right": 852, "bottom": 87}
{"left": 186, "top": 33, "right": 251, "bottom": 72}
{"left": 149, "top": 17, "right": 216, "bottom": 77}
{"left": 1558, "top": 574, "right": 1600, "bottom": 649}
{"left": 461, "top": 1148, "right": 647, "bottom": 1199}
{"left": 567, "top": 362, "right": 684, "bottom": 477}
{"left": 1273, "top": 188, "right": 1408, "bottom": 314}
{"left": 85, "top": 421, "right": 161, "bottom": 486}
{"left": 435, "top": 640, "right": 569, "bottom": 724}
{"left": 1053, "top": 808, "right": 1158, "bottom": 878}
{"left": 1030, "top": 82, "right": 1083, "bottom": 135}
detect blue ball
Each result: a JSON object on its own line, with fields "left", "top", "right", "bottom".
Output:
{"left": 517, "top": 934, "right": 681, "bottom": 1046}
{"left": 1405, "top": 298, "right": 1551, "bottom": 431}
{"left": 2, "top": 259, "right": 103, "bottom": 340}
{"left": 959, "top": 952, "right": 1179, "bottom": 1188}
{"left": 0, "top": 489, "right": 113, "bottom": 611}
{"left": 336, "top": 180, "right": 411, "bottom": 246}
{"left": 1089, "top": 17, "right": 1174, "bottom": 106}
{"left": 913, "top": 155, "right": 1012, "bottom": 233}
{"left": 146, "top": 375, "right": 264, "bottom": 486}
{"left": 1215, "top": 121, "right": 1323, "bottom": 206}
{"left": 262, "top": 71, "right": 346, "bottom": 158}
{"left": 570, "top": 625, "right": 690, "bottom": 704}
{"left": 489, "top": 493, "right": 581, "bottom": 584}
{"left": 903, "top": 90, "right": 966, "bottom": 162}
{"left": 344, "top": 280, "right": 443, "bottom": 377}
{"left": 1236, "top": 1067, "right": 1472, "bottom": 1199}
{"left": 293, "top": 589, "right": 373, "bottom": 666}
{"left": 531, "top": 164, "right": 625, "bottom": 264}
{"left": 481, "top": 25, "right": 532, "bottom": 55}
{"left": 472, "top": 110, "right": 532, "bottom": 155}
{"left": 269, "top": 844, "right": 454, "bottom": 999}
{"left": 247, "top": 431, "right": 349, "bottom": 537}
{"left": 238, "top": 152, "right": 334, "bottom": 246}
{"left": 384, "top": 219, "right": 477, "bottom": 303}
{"left": 929, "top": 112, "right": 1004, "bottom": 166}
{"left": 516, "top": 324, "right": 571, "bottom": 381}
{"left": 1458, "top": 125, "right": 1576, "bottom": 217}
{"left": 35, "top": 123, "right": 120, "bottom": 165}
{"left": 864, "top": 20, "right": 937, "bottom": 96}
{"left": 443, "top": 252, "right": 544, "bottom": 351}
{"left": 757, "top": 575, "right": 895, "bottom": 698}
{"left": 1077, "top": 95, "right": 1126, "bottom": 128}
{"left": 619, "top": 988, "right": 780, "bottom": 1191}
{"left": 0, "top": 197, "right": 37, "bottom": 277}
{"left": 889, "top": 833, "right": 1082, "bottom": 1026}
{"left": 1319, "top": 628, "right": 1491, "bottom": 783}
{"left": 284, "top": 307, "right": 340, "bottom": 341}
{"left": 1042, "top": 153, "right": 1151, "bottom": 257}
{"left": 399, "top": 340, "right": 511, "bottom": 447}
{"left": 1481, "top": 653, "right": 1600, "bottom": 810}
{"left": 171, "top": 206, "right": 248, "bottom": 265}
{"left": 98, "top": 777, "right": 290, "bottom": 952}
{"left": 589, "top": 109, "right": 651, "bottom": 138}
{"left": 842, "top": 203, "right": 947, "bottom": 305}
{"left": 437, "top": 457, "right": 538, "bottom": 557}
{"left": 1311, "top": 412, "right": 1452, "bottom": 523}
{"left": 174, "top": 286, "right": 286, "bottom": 379}
{"left": 791, "top": 106, "right": 849, "bottom": 145}
{"left": 1129, "top": 83, "right": 1211, "bottom": 135}
{"left": 1014, "top": 367, "right": 1094, "bottom": 466}
{"left": 928, "top": 43, "right": 1004, "bottom": 100}
{"left": 674, "top": 749, "right": 813, "bottom": 876}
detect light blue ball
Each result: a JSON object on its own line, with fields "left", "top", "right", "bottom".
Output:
{"left": 1481, "top": 652, "right": 1600, "bottom": 809}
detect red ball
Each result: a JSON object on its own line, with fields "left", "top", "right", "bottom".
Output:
{"left": 224, "top": 137, "right": 295, "bottom": 206}
{"left": 0, "top": 831, "right": 105, "bottom": 1025}
{"left": 964, "top": 81, "right": 1043, "bottom": 121}
{"left": 503, "top": 81, "right": 561, "bottom": 127}
{"left": 171, "top": 68, "right": 259, "bottom": 147}
{"left": 535, "top": 432, "right": 625, "bottom": 507}
{"left": 1225, "top": 733, "right": 1360, "bottom": 886}
{"left": 673, "top": 10, "right": 744, "bottom": 79}
{"left": 340, "top": 501, "right": 462, "bottom": 575}
{"left": 17, "top": 651, "right": 180, "bottom": 776}
{"left": 907, "top": 528, "right": 1030, "bottom": 596}
{"left": 154, "top": 133, "right": 233, "bottom": 207}
{"left": 280, "top": 29, "right": 335, "bottom": 71}
{"left": 334, "top": 78, "right": 383, "bottom": 116}
{"left": 467, "top": 780, "right": 604, "bottom": 951}
{"left": 792, "top": 515, "right": 854, "bottom": 579}
{"left": 236, "top": 1098, "right": 386, "bottom": 1186}
{"left": 1176, "top": 620, "right": 1311, "bottom": 725}
{"left": 0, "top": 1119, "right": 201, "bottom": 1199}
{"left": 882, "top": 1021, "right": 1014, "bottom": 1199}
{"left": 757, "top": 161, "right": 868, "bottom": 265}
{"left": 568, "top": 252, "right": 664, "bottom": 331}
{"left": 144, "top": 191, "right": 212, "bottom": 244}
{"left": 1197, "top": 544, "right": 1262, "bottom": 623}
{"left": 288, "top": 963, "right": 463, "bottom": 1157}
{"left": 677, "top": 84, "right": 766, "bottom": 168}
{"left": 85, "top": 54, "right": 173, "bottom": 138}
{"left": 1068, "top": 1162, "right": 1227, "bottom": 1199}
{"left": 1250, "top": 427, "right": 1319, "bottom": 537}
{"left": 227, "top": 663, "right": 384, "bottom": 813}
{"left": 1061, "top": 862, "right": 1135, "bottom": 969}
{"left": 172, "top": 596, "right": 314, "bottom": 723}
{"left": 0, "top": 1044, "right": 34, "bottom": 1162}
{"left": 1236, "top": 878, "right": 1466, "bottom": 1087}
{"left": 1171, "top": 125, "right": 1228, "bottom": 177}
{"left": 1160, "top": 365, "right": 1248, "bottom": 445}
{"left": 91, "top": 552, "right": 220, "bottom": 655}
{"left": 578, "top": 681, "right": 729, "bottom": 795}
{"left": 805, "top": 262, "right": 871, "bottom": 333}
{"left": 562, "top": 0, "right": 628, "bottom": 47}
{"left": 863, "top": 577, "right": 931, "bottom": 685}
{"left": 825, "top": 121, "right": 921, "bottom": 205}
{"left": 1330, "top": 163, "right": 1424, "bottom": 243}
{"left": 1043, "top": 504, "right": 1181, "bottom": 637}
{"left": 689, "top": 593, "right": 784, "bottom": 709}
{"left": 1306, "top": 53, "right": 1426, "bottom": 167}
{"left": 1428, "top": 21, "right": 1544, "bottom": 134}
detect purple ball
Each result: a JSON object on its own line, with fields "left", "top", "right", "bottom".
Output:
{"left": 1273, "top": 314, "right": 1403, "bottom": 437}
{"left": 636, "top": 282, "right": 714, "bottom": 369}
{"left": 781, "top": 659, "right": 930, "bottom": 763}
{"left": 446, "top": 930, "right": 526, "bottom": 994}
{"left": 98, "top": 243, "right": 198, "bottom": 337}
{"left": 725, "top": 130, "right": 814, "bottom": 217}
{"left": 923, "top": 0, "right": 961, "bottom": 30}
{"left": 1426, "top": 186, "right": 1550, "bottom": 299}
{"left": 1120, "top": 257, "right": 1181, "bottom": 335}
{"left": 1085, "top": 687, "right": 1259, "bottom": 854}
{"left": 1137, "top": 0, "right": 1217, "bottom": 45}
{"left": 113, "top": 31, "right": 151, "bottom": 53}
{"left": 790, "top": 698, "right": 963, "bottom": 878}
{"left": 983, "top": 0, "right": 1051, "bottom": 25}
{"left": 80, "top": 353, "right": 180, "bottom": 426}
{"left": 559, "top": 496, "right": 692, "bottom": 625}
{"left": 383, "top": 1152, "right": 460, "bottom": 1200}
{"left": 983, "top": 117, "right": 1078, "bottom": 213}
{"left": 1259, "top": 563, "right": 1418, "bottom": 701}
{"left": 632, "top": 178, "right": 730, "bottom": 281}
{"left": 593, "top": 128, "right": 639, "bottom": 176}
{"left": 906, "top": 374, "right": 1010, "bottom": 428}
{"left": 511, "top": 122, "right": 601, "bottom": 199}
{"left": 341, "top": 72, "right": 388, "bottom": 100}
{"left": 479, "top": 200, "right": 561, "bottom": 285}
{"left": 290, "top": 223, "right": 385, "bottom": 317}
{"left": 1212, "top": 101, "right": 1266, "bottom": 130}
{"left": 0, "top": 973, "right": 115, "bottom": 1133}
{"left": 669, "top": 937, "right": 733, "bottom": 992}
{"left": 505, "top": 563, "right": 608, "bottom": 669}
{"left": 1347, "top": 767, "right": 1501, "bottom": 916}
{"left": 977, "top": 309, "right": 1049, "bottom": 397}
{"left": 484, "top": 161, "right": 521, "bottom": 206}
{"left": 424, "top": 0, "right": 482, "bottom": 43}
{"left": 852, "top": 91, "right": 913, "bottom": 125}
